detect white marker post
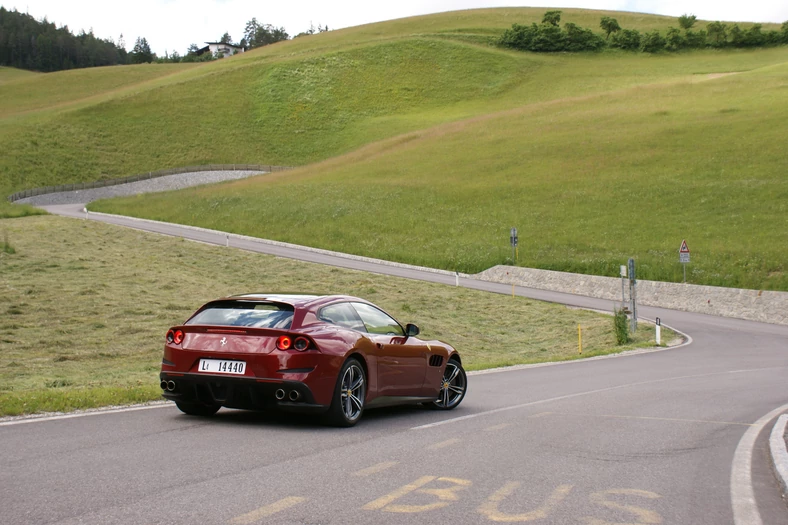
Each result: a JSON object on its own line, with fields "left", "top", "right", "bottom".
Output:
{"left": 226, "top": 234, "right": 229, "bottom": 248}
{"left": 655, "top": 317, "right": 661, "bottom": 346}
{"left": 455, "top": 272, "right": 459, "bottom": 287}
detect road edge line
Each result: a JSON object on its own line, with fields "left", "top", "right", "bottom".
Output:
{"left": 731, "top": 403, "right": 788, "bottom": 525}
{"left": 768, "top": 413, "right": 788, "bottom": 497}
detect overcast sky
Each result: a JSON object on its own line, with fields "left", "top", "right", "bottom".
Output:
{"left": 5, "top": 1, "right": 787, "bottom": 55}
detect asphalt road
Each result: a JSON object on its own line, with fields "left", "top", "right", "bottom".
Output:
{"left": 2, "top": 204, "right": 786, "bottom": 525}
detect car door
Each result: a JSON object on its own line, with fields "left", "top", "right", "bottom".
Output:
{"left": 351, "top": 302, "right": 428, "bottom": 397}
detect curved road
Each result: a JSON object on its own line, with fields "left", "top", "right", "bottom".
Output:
{"left": 1, "top": 203, "right": 786, "bottom": 525}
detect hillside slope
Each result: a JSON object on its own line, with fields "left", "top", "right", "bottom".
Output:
{"left": 4, "top": 8, "right": 788, "bottom": 289}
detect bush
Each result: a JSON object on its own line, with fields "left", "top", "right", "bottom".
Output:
{"left": 665, "top": 27, "right": 686, "bottom": 51}
{"left": 613, "top": 307, "right": 630, "bottom": 345}
{"left": 564, "top": 22, "right": 605, "bottom": 51}
{"left": 498, "top": 15, "right": 605, "bottom": 53}
{"left": 610, "top": 29, "right": 641, "bottom": 50}
{"left": 640, "top": 30, "right": 667, "bottom": 52}
{"left": 685, "top": 29, "right": 707, "bottom": 49}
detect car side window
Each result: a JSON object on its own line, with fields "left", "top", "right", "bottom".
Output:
{"left": 351, "top": 302, "right": 405, "bottom": 336}
{"left": 319, "top": 302, "right": 367, "bottom": 332}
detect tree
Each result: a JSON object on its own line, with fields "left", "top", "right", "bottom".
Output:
{"left": 131, "top": 36, "right": 153, "bottom": 63}
{"left": 219, "top": 32, "right": 232, "bottom": 44}
{"left": 782, "top": 21, "right": 788, "bottom": 44}
{"left": 678, "top": 14, "right": 697, "bottom": 31}
{"left": 706, "top": 22, "right": 728, "bottom": 47}
{"left": 599, "top": 16, "right": 621, "bottom": 40}
{"left": 640, "top": 30, "right": 666, "bottom": 52}
{"left": 665, "top": 27, "right": 686, "bottom": 51}
{"left": 610, "top": 29, "right": 641, "bottom": 50}
{"left": 542, "top": 11, "right": 562, "bottom": 27}
{"left": 243, "top": 17, "right": 289, "bottom": 49}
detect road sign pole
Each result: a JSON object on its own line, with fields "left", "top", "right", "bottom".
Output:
{"left": 679, "top": 240, "right": 690, "bottom": 284}
{"left": 628, "top": 258, "right": 637, "bottom": 333}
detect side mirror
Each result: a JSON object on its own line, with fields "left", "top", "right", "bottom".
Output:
{"left": 405, "top": 323, "right": 420, "bottom": 337}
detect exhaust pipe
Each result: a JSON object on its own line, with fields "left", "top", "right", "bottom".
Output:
{"left": 275, "top": 389, "right": 285, "bottom": 400}
{"left": 166, "top": 380, "right": 176, "bottom": 392}
{"left": 289, "top": 390, "right": 300, "bottom": 401}
{"left": 160, "top": 380, "right": 168, "bottom": 390}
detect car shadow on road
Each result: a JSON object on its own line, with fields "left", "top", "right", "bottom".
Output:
{"left": 196, "top": 404, "right": 436, "bottom": 431}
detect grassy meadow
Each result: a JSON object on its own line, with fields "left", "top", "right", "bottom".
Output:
{"left": 1, "top": 7, "right": 786, "bottom": 287}
{"left": 92, "top": 58, "right": 788, "bottom": 289}
{"left": 0, "top": 216, "right": 665, "bottom": 416}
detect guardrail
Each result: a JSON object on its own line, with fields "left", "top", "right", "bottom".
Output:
{"left": 7, "top": 164, "right": 293, "bottom": 202}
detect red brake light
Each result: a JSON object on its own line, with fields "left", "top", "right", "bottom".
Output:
{"left": 276, "top": 335, "right": 292, "bottom": 350}
{"left": 166, "top": 330, "right": 174, "bottom": 343}
{"left": 294, "top": 337, "right": 309, "bottom": 351}
{"left": 173, "top": 330, "right": 184, "bottom": 345}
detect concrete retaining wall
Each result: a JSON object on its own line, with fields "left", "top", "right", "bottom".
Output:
{"left": 476, "top": 266, "right": 788, "bottom": 326}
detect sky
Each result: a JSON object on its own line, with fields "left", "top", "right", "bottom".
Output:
{"left": 5, "top": 0, "right": 787, "bottom": 55}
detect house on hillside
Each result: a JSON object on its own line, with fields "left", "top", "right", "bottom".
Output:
{"left": 197, "top": 42, "right": 244, "bottom": 58}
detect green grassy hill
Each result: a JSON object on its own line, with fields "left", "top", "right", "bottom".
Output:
{"left": 3, "top": 8, "right": 787, "bottom": 289}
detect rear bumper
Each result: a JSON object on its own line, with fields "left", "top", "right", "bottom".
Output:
{"left": 160, "top": 372, "right": 329, "bottom": 414}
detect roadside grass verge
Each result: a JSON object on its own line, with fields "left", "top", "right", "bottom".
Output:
{"left": 93, "top": 60, "right": 788, "bottom": 290}
{"left": 0, "top": 216, "right": 668, "bottom": 416}
{"left": 0, "top": 201, "right": 47, "bottom": 219}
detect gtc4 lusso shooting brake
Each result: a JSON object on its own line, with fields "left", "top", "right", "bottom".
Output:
{"left": 160, "top": 294, "right": 467, "bottom": 426}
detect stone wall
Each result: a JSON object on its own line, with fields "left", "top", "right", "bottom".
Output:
{"left": 476, "top": 266, "right": 788, "bottom": 326}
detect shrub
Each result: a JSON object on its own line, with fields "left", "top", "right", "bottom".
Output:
{"left": 498, "top": 15, "right": 605, "bottom": 53}
{"left": 706, "top": 22, "right": 728, "bottom": 47}
{"left": 685, "top": 29, "right": 707, "bottom": 48}
{"left": 565, "top": 22, "right": 605, "bottom": 51}
{"left": 613, "top": 307, "right": 630, "bottom": 345}
{"left": 640, "top": 30, "right": 666, "bottom": 52}
{"left": 665, "top": 27, "right": 686, "bottom": 51}
{"left": 610, "top": 29, "right": 641, "bottom": 50}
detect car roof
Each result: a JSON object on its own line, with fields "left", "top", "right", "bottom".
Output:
{"left": 226, "top": 294, "right": 368, "bottom": 309}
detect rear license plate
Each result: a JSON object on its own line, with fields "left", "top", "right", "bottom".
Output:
{"left": 198, "top": 359, "right": 246, "bottom": 375}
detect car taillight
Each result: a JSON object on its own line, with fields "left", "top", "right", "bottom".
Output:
{"left": 294, "top": 337, "right": 310, "bottom": 351}
{"left": 173, "top": 330, "right": 184, "bottom": 345}
{"left": 166, "top": 330, "right": 174, "bottom": 343}
{"left": 276, "top": 335, "right": 292, "bottom": 350}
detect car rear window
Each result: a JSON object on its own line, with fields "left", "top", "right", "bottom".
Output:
{"left": 186, "top": 301, "right": 294, "bottom": 329}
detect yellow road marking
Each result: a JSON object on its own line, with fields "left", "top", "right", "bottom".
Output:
{"left": 363, "top": 476, "right": 436, "bottom": 510}
{"left": 353, "top": 461, "right": 399, "bottom": 477}
{"left": 478, "top": 482, "right": 573, "bottom": 522}
{"left": 230, "top": 496, "right": 306, "bottom": 524}
{"left": 428, "top": 438, "right": 461, "bottom": 450}
{"left": 364, "top": 476, "right": 471, "bottom": 513}
{"left": 583, "top": 489, "right": 662, "bottom": 524}
{"left": 529, "top": 412, "right": 552, "bottom": 418}
{"left": 484, "top": 423, "right": 512, "bottom": 432}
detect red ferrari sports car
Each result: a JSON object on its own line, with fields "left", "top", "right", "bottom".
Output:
{"left": 159, "top": 294, "right": 467, "bottom": 426}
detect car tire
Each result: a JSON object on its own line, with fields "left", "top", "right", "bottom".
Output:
{"left": 175, "top": 401, "right": 221, "bottom": 416}
{"left": 427, "top": 358, "right": 467, "bottom": 410}
{"left": 323, "top": 357, "right": 366, "bottom": 427}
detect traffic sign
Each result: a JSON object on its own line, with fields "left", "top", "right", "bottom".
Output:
{"left": 679, "top": 239, "right": 690, "bottom": 264}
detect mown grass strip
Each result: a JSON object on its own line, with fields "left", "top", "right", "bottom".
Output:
{"left": 0, "top": 216, "right": 666, "bottom": 416}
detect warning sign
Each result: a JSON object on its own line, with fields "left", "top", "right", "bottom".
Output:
{"left": 679, "top": 240, "right": 690, "bottom": 263}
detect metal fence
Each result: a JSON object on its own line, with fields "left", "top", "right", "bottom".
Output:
{"left": 7, "top": 164, "right": 293, "bottom": 202}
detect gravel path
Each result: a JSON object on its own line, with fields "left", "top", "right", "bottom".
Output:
{"left": 16, "top": 170, "right": 266, "bottom": 206}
